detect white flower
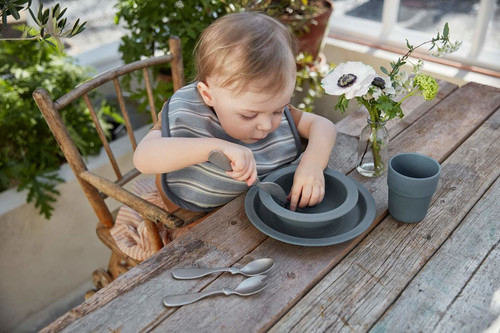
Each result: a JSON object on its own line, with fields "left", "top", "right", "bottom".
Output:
{"left": 431, "top": 40, "right": 462, "bottom": 57}
{"left": 322, "top": 61, "right": 376, "bottom": 99}
{"left": 393, "top": 71, "right": 409, "bottom": 95}
{"left": 371, "top": 76, "right": 396, "bottom": 100}
{"left": 412, "top": 59, "right": 424, "bottom": 74}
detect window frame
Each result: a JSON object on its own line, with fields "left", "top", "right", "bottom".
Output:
{"left": 327, "top": 0, "right": 499, "bottom": 72}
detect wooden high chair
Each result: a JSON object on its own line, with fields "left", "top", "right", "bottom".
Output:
{"left": 33, "top": 37, "right": 207, "bottom": 291}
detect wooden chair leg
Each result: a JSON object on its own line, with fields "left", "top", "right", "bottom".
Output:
{"left": 86, "top": 267, "right": 114, "bottom": 300}
{"left": 92, "top": 268, "right": 113, "bottom": 290}
{"left": 108, "top": 252, "right": 132, "bottom": 279}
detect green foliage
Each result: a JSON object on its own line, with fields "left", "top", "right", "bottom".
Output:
{"left": 294, "top": 52, "right": 334, "bottom": 113}
{"left": 0, "top": 39, "right": 117, "bottom": 218}
{"left": 1, "top": 1, "right": 86, "bottom": 51}
{"left": 114, "top": 0, "right": 227, "bottom": 113}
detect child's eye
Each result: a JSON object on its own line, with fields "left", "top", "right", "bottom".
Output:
{"left": 240, "top": 114, "right": 257, "bottom": 120}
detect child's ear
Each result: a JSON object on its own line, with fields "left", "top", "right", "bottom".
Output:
{"left": 197, "top": 81, "right": 214, "bottom": 106}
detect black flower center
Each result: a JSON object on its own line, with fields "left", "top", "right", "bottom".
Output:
{"left": 337, "top": 74, "right": 357, "bottom": 88}
{"left": 372, "top": 77, "right": 386, "bottom": 89}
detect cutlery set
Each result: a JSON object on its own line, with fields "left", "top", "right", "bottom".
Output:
{"left": 163, "top": 258, "right": 274, "bottom": 307}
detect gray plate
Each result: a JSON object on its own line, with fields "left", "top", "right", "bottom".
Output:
{"left": 244, "top": 178, "right": 376, "bottom": 246}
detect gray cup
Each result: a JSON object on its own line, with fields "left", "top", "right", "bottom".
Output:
{"left": 387, "top": 153, "right": 441, "bottom": 223}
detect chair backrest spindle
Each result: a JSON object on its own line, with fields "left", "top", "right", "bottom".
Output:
{"left": 113, "top": 78, "right": 137, "bottom": 151}
{"left": 83, "top": 93, "right": 123, "bottom": 180}
{"left": 143, "top": 68, "right": 158, "bottom": 123}
{"left": 169, "top": 37, "right": 185, "bottom": 91}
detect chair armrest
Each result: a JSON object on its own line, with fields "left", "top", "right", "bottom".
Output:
{"left": 79, "top": 171, "right": 185, "bottom": 228}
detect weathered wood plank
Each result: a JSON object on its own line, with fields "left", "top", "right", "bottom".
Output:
{"left": 269, "top": 109, "right": 500, "bottom": 332}
{"left": 432, "top": 241, "right": 500, "bottom": 333}
{"left": 335, "top": 80, "right": 457, "bottom": 137}
{"left": 371, "top": 176, "right": 500, "bottom": 333}
{"left": 328, "top": 132, "right": 358, "bottom": 173}
{"left": 41, "top": 197, "right": 267, "bottom": 333}
{"left": 149, "top": 85, "right": 499, "bottom": 332}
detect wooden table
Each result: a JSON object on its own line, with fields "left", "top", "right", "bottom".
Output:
{"left": 43, "top": 81, "right": 500, "bottom": 333}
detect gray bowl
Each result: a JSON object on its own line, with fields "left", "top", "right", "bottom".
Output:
{"left": 258, "top": 165, "right": 358, "bottom": 230}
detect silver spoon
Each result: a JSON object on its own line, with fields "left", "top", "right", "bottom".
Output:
{"left": 208, "top": 150, "right": 288, "bottom": 203}
{"left": 163, "top": 275, "right": 267, "bottom": 307}
{"left": 172, "top": 258, "right": 275, "bottom": 279}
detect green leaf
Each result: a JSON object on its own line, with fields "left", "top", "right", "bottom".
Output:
{"left": 57, "top": 18, "right": 67, "bottom": 30}
{"left": 70, "top": 18, "right": 80, "bottom": 35}
{"left": 37, "top": 3, "right": 43, "bottom": 21}
{"left": 57, "top": 7, "right": 67, "bottom": 20}
{"left": 53, "top": 3, "right": 60, "bottom": 17}
{"left": 380, "top": 66, "right": 389, "bottom": 75}
{"left": 443, "top": 22, "right": 449, "bottom": 38}
{"left": 74, "top": 22, "right": 86, "bottom": 36}
{"left": 9, "top": 5, "right": 21, "bottom": 20}
{"left": 334, "top": 94, "right": 349, "bottom": 114}
{"left": 28, "top": 7, "right": 39, "bottom": 25}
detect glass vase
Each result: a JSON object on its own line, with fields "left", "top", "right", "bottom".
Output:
{"left": 356, "top": 118, "right": 389, "bottom": 177}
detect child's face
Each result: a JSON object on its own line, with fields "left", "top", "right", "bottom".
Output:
{"left": 197, "top": 77, "right": 295, "bottom": 144}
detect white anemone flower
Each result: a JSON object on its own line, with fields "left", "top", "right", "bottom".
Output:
{"left": 321, "top": 61, "right": 376, "bottom": 99}
{"left": 371, "top": 76, "right": 396, "bottom": 100}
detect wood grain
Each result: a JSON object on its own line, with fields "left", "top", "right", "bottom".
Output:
{"left": 371, "top": 176, "right": 500, "bottom": 333}
{"left": 432, "top": 242, "right": 500, "bottom": 333}
{"left": 269, "top": 109, "right": 500, "bottom": 332}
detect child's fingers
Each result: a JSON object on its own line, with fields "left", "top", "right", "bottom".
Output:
{"left": 246, "top": 170, "right": 258, "bottom": 187}
{"left": 288, "top": 184, "right": 325, "bottom": 211}
{"left": 307, "top": 186, "right": 325, "bottom": 207}
{"left": 297, "top": 187, "right": 312, "bottom": 209}
{"left": 228, "top": 161, "right": 257, "bottom": 185}
{"left": 288, "top": 186, "right": 303, "bottom": 211}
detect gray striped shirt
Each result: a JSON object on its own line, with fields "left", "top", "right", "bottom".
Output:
{"left": 159, "top": 82, "right": 301, "bottom": 211}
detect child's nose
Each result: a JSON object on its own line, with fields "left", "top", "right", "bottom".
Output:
{"left": 256, "top": 115, "right": 272, "bottom": 131}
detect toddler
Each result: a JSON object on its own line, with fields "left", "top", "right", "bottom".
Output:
{"left": 134, "top": 11, "right": 337, "bottom": 213}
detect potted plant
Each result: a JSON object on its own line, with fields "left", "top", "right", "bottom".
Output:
{"left": 224, "top": 0, "right": 334, "bottom": 60}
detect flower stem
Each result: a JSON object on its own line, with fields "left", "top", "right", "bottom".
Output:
{"left": 358, "top": 99, "right": 384, "bottom": 172}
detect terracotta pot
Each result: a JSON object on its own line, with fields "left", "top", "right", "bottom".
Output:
{"left": 280, "top": 0, "right": 334, "bottom": 60}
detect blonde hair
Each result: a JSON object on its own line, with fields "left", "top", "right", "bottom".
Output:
{"left": 194, "top": 12, "right": 299, "bottom": 94}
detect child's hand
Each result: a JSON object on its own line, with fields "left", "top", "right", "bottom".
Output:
{"left": 288, "top": 163, "right": 325, "bottom": 211}
{"left": 222, "top": 146, "right": 257, "bottom": 186}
